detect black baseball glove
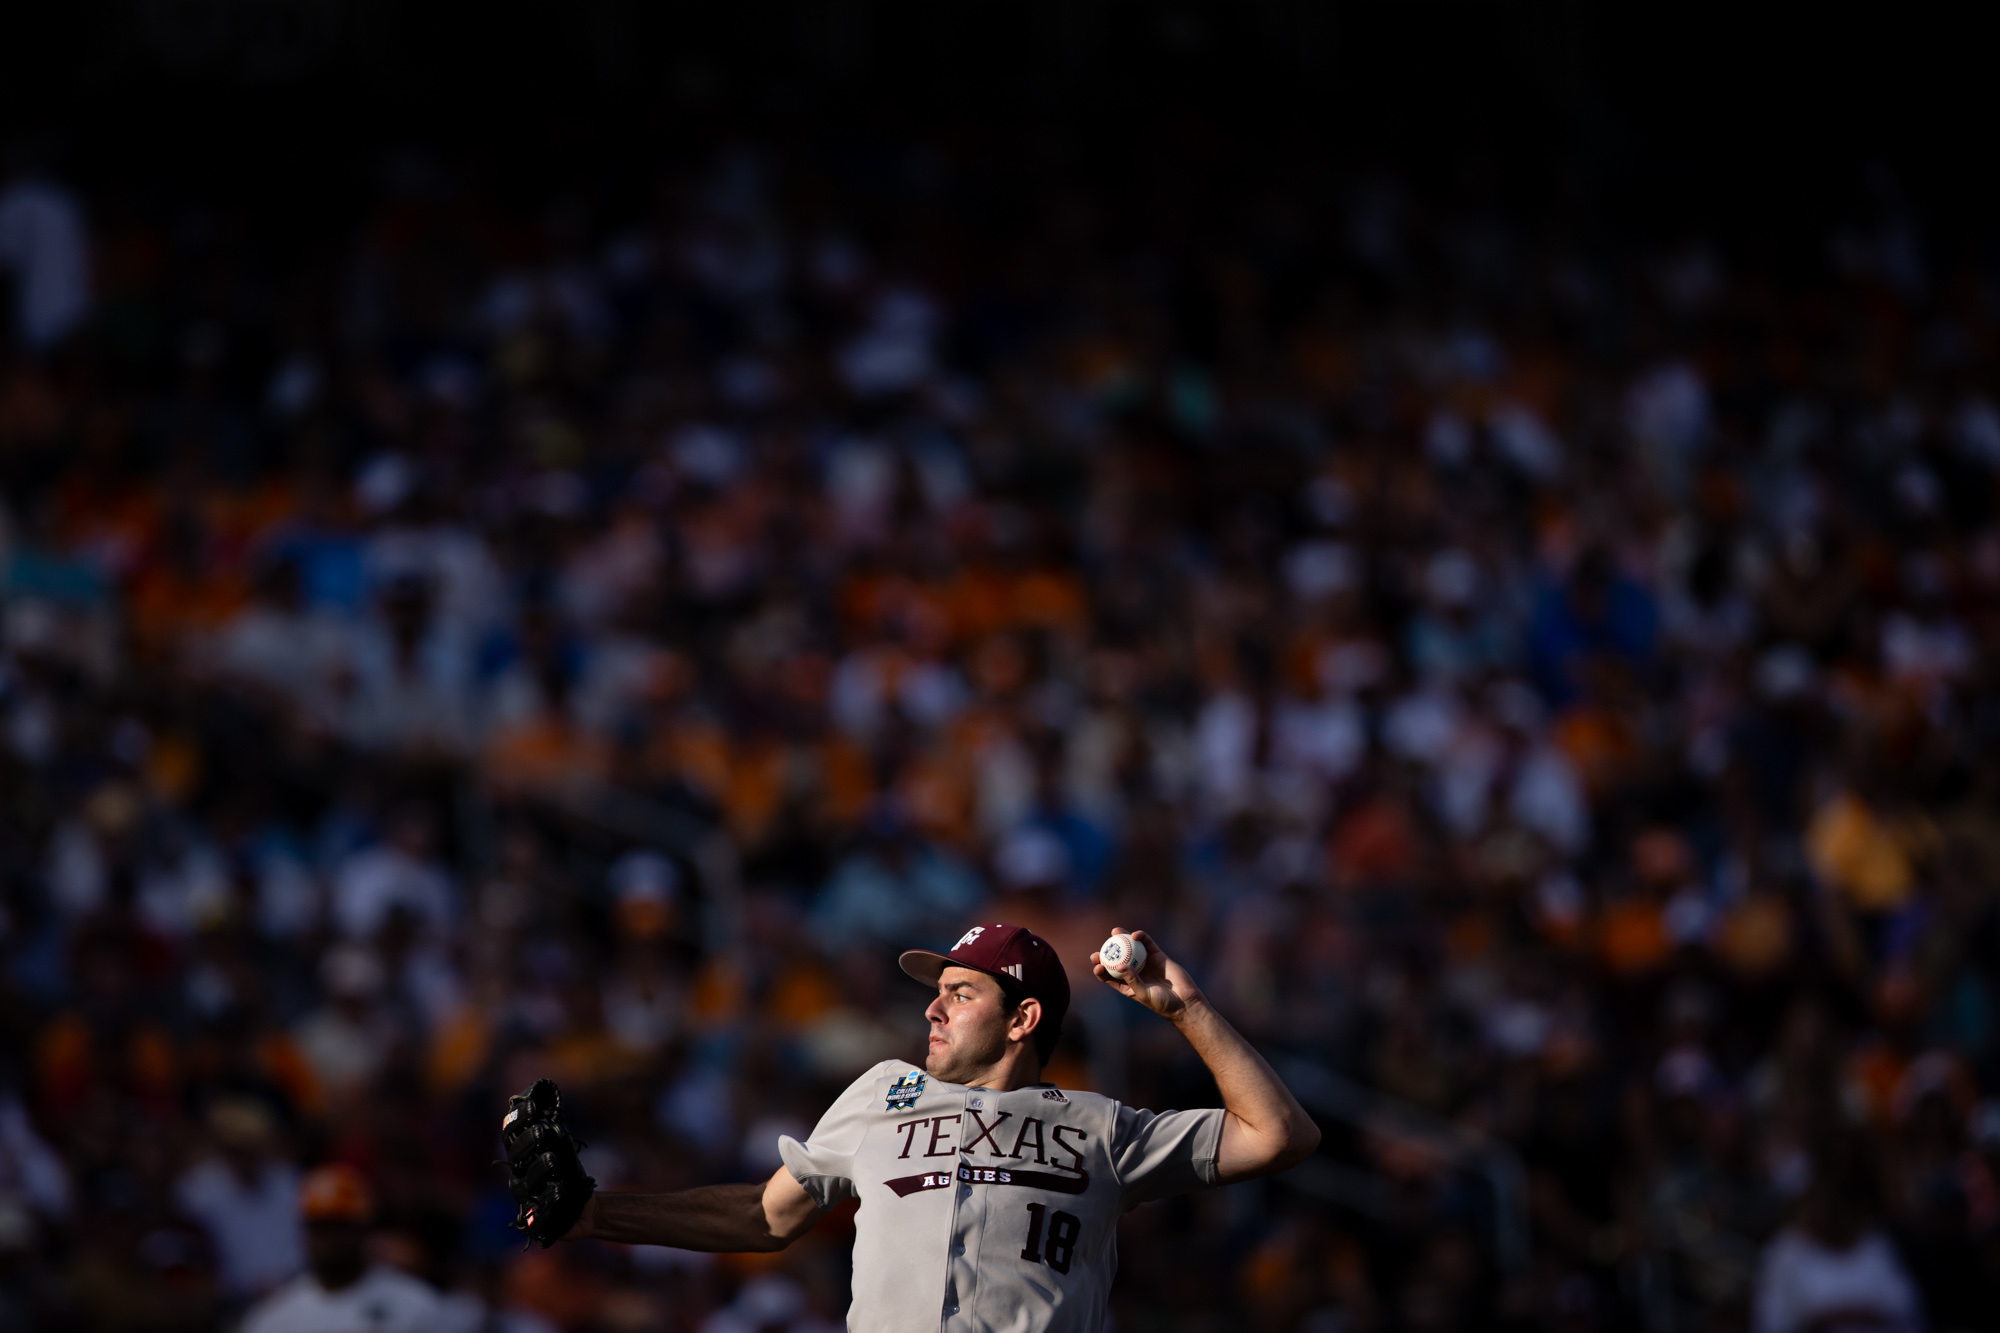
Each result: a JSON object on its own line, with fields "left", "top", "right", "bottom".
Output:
{"left": 501, "top": 1078, "right": 597, "bottom": 1248}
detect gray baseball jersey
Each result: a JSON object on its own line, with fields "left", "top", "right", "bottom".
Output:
{"left": 779, "top": 1059, "right": 1225, "bottom": 1333}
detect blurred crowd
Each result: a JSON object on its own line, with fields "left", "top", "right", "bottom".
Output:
{"left": 3, "top": 128, "right": 2000, "bottom": 1332}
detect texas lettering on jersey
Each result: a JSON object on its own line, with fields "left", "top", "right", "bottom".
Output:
{"left": 882, "top": 1107, "right": 1090, "bottom": 1196}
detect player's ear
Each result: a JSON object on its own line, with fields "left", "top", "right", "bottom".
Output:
{"left": 1011, "top": 996, "right": 1042, "bottom": 1044}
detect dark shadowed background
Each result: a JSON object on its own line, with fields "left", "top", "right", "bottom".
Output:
{"left": 2, "top": 3, "right": 1998, "bottom": 1332}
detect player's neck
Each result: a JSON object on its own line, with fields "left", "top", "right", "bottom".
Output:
{"left": 956, "top": 1044, "right": 1044, "bottom": 1092}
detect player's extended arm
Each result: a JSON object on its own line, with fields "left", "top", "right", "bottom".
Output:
{"left": 564, "top": 1166, "right": 824, "bottom": 1250}
{"left": 1092, "top": 927, "right": 1321, "bottom": 1184}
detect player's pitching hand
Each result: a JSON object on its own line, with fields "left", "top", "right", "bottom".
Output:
{"left": 1090, "top": 928, "right": 1205, "bottom": 1020}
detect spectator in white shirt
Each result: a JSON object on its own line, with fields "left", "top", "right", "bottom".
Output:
{"left": 173, "top": 1099, "right": 303, "bottom": 1303}
{"left": 342, "top": 575, "right": 476, "bottom": 759}
{"left": 241, "top": 1165, "right": 444, "bottom": 1333}
{"left": 330, "top": 808, "right": 457, "bottom": 940}
{"left": 293, "top": 946, "right": 400, "bottom": 1104}
{"left": 0, "top": 1090, "right": 68, "bottom": 1226}
{"left": 1754, "top": 1150, "right": 1923, "bottom": 1333}
{"left": 0, "top": 164, "right": 90, "bottom": 350}
{"left": 698, "top": 1274, "right": 842, "bottom": 1333}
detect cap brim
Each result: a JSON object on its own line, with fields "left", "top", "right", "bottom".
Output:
{"left": 901, "top": 949, "right": 1028, "bottom": 996}
{"left": 899, "top": 949, "right": 953, "bottom": 985}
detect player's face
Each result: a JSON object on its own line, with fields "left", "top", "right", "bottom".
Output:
{"left": 924, "top": 966, "right": 1015, "bottom": 1083}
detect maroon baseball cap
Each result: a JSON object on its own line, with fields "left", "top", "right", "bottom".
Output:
{"left": 900, "top": 923, "right": 1071, "bottom": 1038}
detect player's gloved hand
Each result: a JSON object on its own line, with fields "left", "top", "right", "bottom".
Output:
{"left": 501, "top": 1078, "right": 597, "bottom": 1247}
{"left": 1090, "top": 927, "right": 1206, "bottom": 1020}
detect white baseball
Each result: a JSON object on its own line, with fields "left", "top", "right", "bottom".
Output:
{"left": 1099, "top": 932, "right": 1146, "bottom": 977}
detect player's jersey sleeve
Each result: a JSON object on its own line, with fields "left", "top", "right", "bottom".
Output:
{"left": 777, "top": 1059, "right": 900, "bottom": 1209}
{"left": 1108, "top": 1102, "right": 1226, "bottom": 1208}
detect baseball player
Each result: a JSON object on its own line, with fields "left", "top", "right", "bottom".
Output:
{"left": 500, "top": 923, "right": 1320, "bottom": 1332}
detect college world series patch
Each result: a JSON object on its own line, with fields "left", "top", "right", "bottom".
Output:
{"left": 886, "top": 1071, "right": 927, "bottom": 1110}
